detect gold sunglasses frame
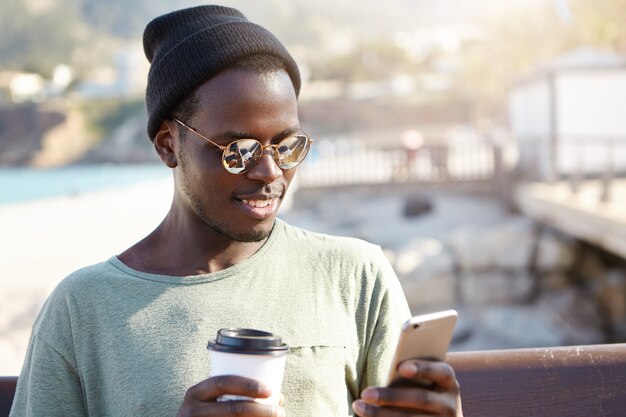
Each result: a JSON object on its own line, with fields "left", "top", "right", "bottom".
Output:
{"left": 173, "top": 118, "right": 313, "bottom": 174}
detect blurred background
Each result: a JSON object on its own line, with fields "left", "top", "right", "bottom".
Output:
{"left": 1, "top": 0, "right": 626, "bottom": 374}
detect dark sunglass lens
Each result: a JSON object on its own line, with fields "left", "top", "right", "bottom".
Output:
{"left": 222, "top": 139, "right": 262, "bottom": 174}
{"left": 276, "top": 136, "right": 310, "bottom": 169}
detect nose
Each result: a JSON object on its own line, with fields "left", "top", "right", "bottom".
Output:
{"left": 245, "top": 149, "right": 283, "bottom": 182}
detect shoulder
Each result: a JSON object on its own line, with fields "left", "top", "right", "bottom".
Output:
{"left": 33, "top": 259, "right": 118, "bottom": 331}
{"left": 274, "top": 222, "right": 410, "bottom": 340}
{"left": 52, "top": 259, "right": 117, "bottom": 297}
{"left": 275, "top": 219, "right": 386, "bottom": 262}
{"left": 28, "top": 260, "right": 114, "bottom": 356}
{"left": 273, "top": 220, "right": 397, "bottom": 292}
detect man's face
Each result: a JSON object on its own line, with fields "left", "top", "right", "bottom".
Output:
{"left": 172, "top": 68, "right": 299, "bottom": 242}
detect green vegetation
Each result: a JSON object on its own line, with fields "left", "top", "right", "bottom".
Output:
{"left": 78, "top": 98, "right": 144, "bottom": 138}
{"left": 3, "top": 0, "right": 626, "bottom": 85}
{"left": 0, "top": 0, "right": 200, "bottom": 76}
{"left": 0, "top": 0, "right": 82, "bottom": 76}
{"left": 310, "top": 41, "right": 415, "bottom": 82}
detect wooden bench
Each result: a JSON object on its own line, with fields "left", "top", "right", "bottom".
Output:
{"left": 447, "top": 343, "right": 626, "bottom": 417}
{"left": 1, "top": 343, "right": 625, "bottom": 417}
{"left": 0, "top": 377, "right": 15, "bottom": 417}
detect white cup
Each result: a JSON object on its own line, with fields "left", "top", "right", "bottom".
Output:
{"left": 208, "top": 328, "right": 288, "bottom": 405}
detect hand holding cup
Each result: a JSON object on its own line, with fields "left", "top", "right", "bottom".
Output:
{"left": 176, "top": 328, "right": 288, "bottom": 417}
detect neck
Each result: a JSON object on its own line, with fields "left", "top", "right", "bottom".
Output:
{"left": 119, "top": 205, "right": 269, "bottom": 276}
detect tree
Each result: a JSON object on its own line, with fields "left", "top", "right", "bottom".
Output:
{"left": 569, "top": 0, "right": 626, "bottom": 52}
{"left": 0, "top": 0, "right": 84, "bottom": 76}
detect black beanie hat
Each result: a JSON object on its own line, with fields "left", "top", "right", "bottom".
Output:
{"left": 143, "top": 5, "right": 301, "bottom": 140}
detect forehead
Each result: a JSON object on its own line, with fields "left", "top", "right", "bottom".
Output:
{"left": 190, "top": 68, "right": 299, "bottom": 132}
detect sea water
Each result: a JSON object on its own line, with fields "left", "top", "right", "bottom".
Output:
{"left": 0, "top": 164, "right": 170, "bottom": 206}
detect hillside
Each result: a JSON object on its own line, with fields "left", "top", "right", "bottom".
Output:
{"left": 0, "top": 0, "right": 480, "bottom": 76}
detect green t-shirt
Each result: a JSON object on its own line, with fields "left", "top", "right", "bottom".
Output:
{"left": 10, "top": 219, "right": 410, "bottom": 417}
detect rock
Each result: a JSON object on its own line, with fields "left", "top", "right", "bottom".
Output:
{"left": 536, "top": 288, "right": 605, "bottom": 345}
{"left": 535, "top": 231, "right": 575, "bottom": 272}
{"left": 394, "top": 238, "right": 456, "bottom": 311}
{"left": 448, "top": 227, "right": 491, "bottom": 271}
{"left": 540, "top": 272, "right": 571, "bottom": 291}
{"left": 593, "top": 269, "right": 626, "bottom": 341}
{"left": 449, "top": 217, "right": 536, "bottom": 272}
{"left": 403, "top": 196, "right": 433, "bottom": 218}
{"left": 576, "top": 249, "right": 608, "bottom": 282}
{"left": 79, "top": 113, "right": 158, "bottom": 164}
{"left": 394, "top": 238, "right": 453, "bottom": 276}
{"left": 401, "top": 274, "right": 457, "bottom": 313}
{"left": 489, "top": 218, "right": 536, "bottom": 271}
{"left": 0, "top": 104, "right": 66, "bottom": 166}
{"left": 462, "top": 305, "right": 565, "bottom": 349}
{"left": 460, "top": 271, "right": 535, "bottom": 304}
{"left": 454, "top": 289, "right": 605, "bottom": 350}
{"left": 449, "top": 306, "right": 473, "bottom": 344}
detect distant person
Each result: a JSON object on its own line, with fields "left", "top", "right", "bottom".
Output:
{"left": 400, "top": 129, "right": 423, "bottom": 180}
{"left": 10, "top": 5, "right": 462, "bottom": 417}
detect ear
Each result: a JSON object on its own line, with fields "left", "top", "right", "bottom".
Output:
{"left": 153, "top": 120, "right": 178, "bottom": 168}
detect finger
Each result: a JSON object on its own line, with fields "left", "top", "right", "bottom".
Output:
{"left": 353, "top": 399, "right": 436, "bottom": 417}
{"left": 187, "top": 375, "right": 272, "bottom": 402}
{"left": 360, "top": 387, "right": 457, "bottom": 416}
{"left": 398, "top": 360, "right": 459, "bottom": 392}
{"left": 190, "top": 400, "right": 285, "bottom": 417}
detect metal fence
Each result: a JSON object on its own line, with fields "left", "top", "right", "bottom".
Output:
{"left": 518, "top": 137, "right": 626, "bottom": 180}
{"left": 297, "top": 140, "right": 496, "bottom": 187}
{"left": 517, "top": 137, "right": 626, "bottom": 202}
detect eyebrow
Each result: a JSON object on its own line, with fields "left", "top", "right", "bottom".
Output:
{"left": 219, "top": 126, "right": 301, "bottom": 142}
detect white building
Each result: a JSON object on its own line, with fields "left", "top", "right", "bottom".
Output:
{"left": 508, "top": 47, "right": 626, "bottom": 180}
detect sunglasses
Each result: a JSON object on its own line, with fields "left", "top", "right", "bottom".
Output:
{"left": 174, "top": 118, "right": 313, "bottom": 175}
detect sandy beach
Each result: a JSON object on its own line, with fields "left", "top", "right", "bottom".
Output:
{"left": 0, "top": 178, "right": 174, "bottom": 375}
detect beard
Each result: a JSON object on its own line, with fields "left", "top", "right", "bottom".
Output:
{"left": 178, "top": 146, "right": 275, "bottom": 243}
{"left": 186, "top": 189, "right": 273, "bottom": 243}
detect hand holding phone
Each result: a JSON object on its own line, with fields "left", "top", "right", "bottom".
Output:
{"left": 386, "top": 309, "right": 458, "bottom": 387}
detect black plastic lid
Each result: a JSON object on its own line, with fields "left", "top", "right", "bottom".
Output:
{"left": 207, "top": 328, "right": 288, "bottom": 356}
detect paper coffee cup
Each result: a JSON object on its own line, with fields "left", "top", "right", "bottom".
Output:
{"left": 207, "top": 328, "right": 288, "bottom": 405}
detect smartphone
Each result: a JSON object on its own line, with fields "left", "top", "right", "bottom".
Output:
{"left": 386, "top": 309, "right": 458, "bottom": 387}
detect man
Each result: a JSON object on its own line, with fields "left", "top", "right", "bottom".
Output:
{"left": 10, "top": 5, "right": 461, "bottom": 417}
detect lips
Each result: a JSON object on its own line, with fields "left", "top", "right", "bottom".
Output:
{"left": 236, "top": 195, "right": 281, "bottom": 220}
